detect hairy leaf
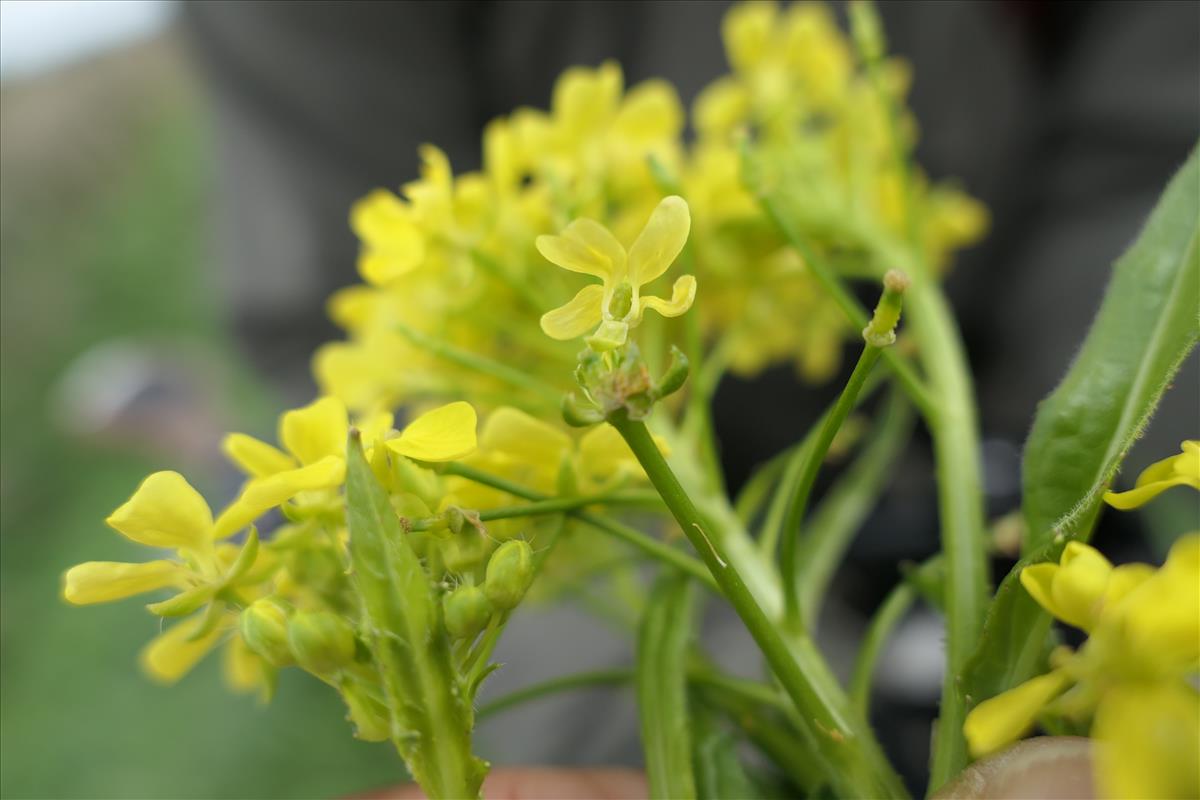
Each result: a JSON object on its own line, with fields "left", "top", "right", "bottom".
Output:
{"left": 1022, "top": 147, "right": 1200, "bottom": 547}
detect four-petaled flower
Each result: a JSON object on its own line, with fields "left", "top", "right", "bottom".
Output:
{"left": 537, "top": 195, "right": 696, "bottom": 350}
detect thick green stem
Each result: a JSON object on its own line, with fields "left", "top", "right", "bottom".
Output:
{"left": 780, "top": 344, "right": 884, "bottom": 628}
{"left": 611, "top": 413, "right": 908, "bottom": 799}
{"left": 440, "top": 463, "right": 717, "bottom": 590}
{"left": 907, "top": 279, "right": 990, "bottom": 791}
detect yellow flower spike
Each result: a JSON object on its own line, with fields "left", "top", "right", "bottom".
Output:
{"left": 1019, "top": 541, "right": 1114, "bottom": 632}
{"left": 612, "top": 79, "right": 684, "bottom": 146}
{"left": 63, "top": 560, "right": 186, "bottom": 605}
{"left": 963, "top": 669, "right": 1072, "bottom": 758}
{"left": 280, "top": 397, "right": 349, "bottom": 466}
{"left": 106, "top": 471, "right": 215, "bottom": 551}
{"left": 387, "top": 401, "right": 477, "bottom": 462}
{"left": 1092, "top": 682, "right": 1200, "bottom": 799}
{"left": 139, "top": 614, "right": 226, "bottom": 684}
{"left": 350, "top": 189, "right": 426, "bottom": 285}
{"left": 538, "top": 196, "right": 696, "bottom": 347}
{"left": 1104, "top": 440, "right": 1200, "bottom": 510}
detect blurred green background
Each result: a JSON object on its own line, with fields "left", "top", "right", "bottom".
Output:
{"left": 0, "top": 32, "right": 403, "bottom": 800}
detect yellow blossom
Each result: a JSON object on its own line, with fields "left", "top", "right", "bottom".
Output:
{"left": 218, "top": 397, "right": 477, "bottom": 532}
{"left": 964, "top": 535, "right": 1200, "bottom": 798}
{"left": 538, "top": 195, "right": 696, "bottom": 349}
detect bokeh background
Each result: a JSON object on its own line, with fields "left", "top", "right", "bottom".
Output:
{"left": 1, "top": 2, "right": 1196, "bottom": 798}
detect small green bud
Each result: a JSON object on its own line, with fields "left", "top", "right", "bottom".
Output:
{"left": 287, "top": 610, "right": 357, "bottom": 675}
{"left": 484, "top": 540, "right": 535, "bottom": 611}
{"left": 240, "top": 598, "right": 293, "bottom": 667}
{"left": 562, "top": 391, "right": 604, "bottom": 427}
{"left": 443, "top": 585, "right": 494, "bottom": 639}
{"left": 651, "top": 346, "right": 690, "bottom": 400}
{"left": 863, "top": 269, "right": 909, "bottom": 348}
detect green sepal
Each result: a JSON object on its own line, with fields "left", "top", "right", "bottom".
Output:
{"left": 146, "top": 584, "right": 215, "bottom": 617}
{"left": 225, "top": 528, "right": 260, "bottom": 584}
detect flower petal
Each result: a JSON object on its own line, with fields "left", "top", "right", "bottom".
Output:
{"left": 63, "top": 560, "right": 185, "bottom": 605}
{"left": 535, "top": 219, "right": 626, "bottom": 281}
{"left": 627, "top": 195, "right": 690, "bottom": 287}
{"left": 540, "top": 284, "right": 605, "bottom": 341}
{"left": 1050, "top": 542, "right": 1113, "bottom": 631}
{"left": 221, "top": 433, "right": 296, "bottom": 479}
{"left": 212, "top": 456, "right": 347, "bottom": 538}
{"left": 1020, "top": 563, "right": 1059, "bottom": 617}
{"left": 390, "top": 401, "right": 477, "bottom": 462}
{"left": 350, "top": 190, "right": 427, "bottom": 284}
{"left": 963, "top": 670, "right": 1072, "bottom": 758}
{"left": 481, "top": 407, "right": 571, "bottom": 465}
{"left": 280, "top": 397, "right": 349, "bottom": 466}
{"left": 139, "top": 615, "right": 225, "bottom": 685}
{"left": 638, "top": 274, "right": 697, "bottom": 321}
{"left": 106, "top": 471, "right": 213, "bottom": 550}
{"left": 1103, "top": 440, "right": 1200, "bottom": 509}
{"left": 1093, "top": 682, "right": 1200, "bottom": 800}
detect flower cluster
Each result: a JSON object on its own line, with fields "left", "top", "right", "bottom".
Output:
{"left": 964, "top": 442, "right": 1200, "bottom": 798}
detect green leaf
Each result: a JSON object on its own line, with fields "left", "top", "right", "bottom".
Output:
{"left": 637, "top": 573, "right": 697, "bottom": 800}
{"left": 1022, "top": 147, "right": 1200, "bottom": 547}
{"left": 961, "top": 149, "right": 1198, "bottom": 735}
{"left": 344, "top": 434, "right": 487, "bottom": 800}
{"left": 958, "top": 538, "right": 1062, "bottom": 720}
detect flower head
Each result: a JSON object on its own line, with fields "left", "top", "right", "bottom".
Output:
{"left": 537, "top": 195, "right": 696, "bottom": 350}
{"left": 964, "top": 535, "right": 1200, "bottom": 798}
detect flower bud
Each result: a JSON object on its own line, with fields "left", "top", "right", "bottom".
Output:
{"left": 484, "top": 540, "right": 534, "bottom": 611}
{"left": 240, "top": 598, "right": 293, "bottom": 667}
{"left": 442, "top": 585, "right": 494, "bottom": 639}
{"left": 288, "top": 610, "right": 356, "bottom": 675}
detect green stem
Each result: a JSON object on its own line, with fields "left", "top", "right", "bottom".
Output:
{"left": 407, "top": 491, "right": 663, "bottom": 531}
{"left": 797, "top": 389, "right": 914, "bottom": 630}
{"left": 850, "top": 556, "right": 944, "bottom": 718}
{"left": 757, "top": 367, "right": 886, "bottom": 555}
{"left": 638, "top": 575, "right": 697, "bottom": 800}
{"left": 850, "top": 585, "right": 914, "bottom": 718}
{"left": 441, "top": 463, "right": 717, "bottom": 590}
{"left": 780, "top": 344, "right": 884, "bottom": 629}
{"left": 394, "top": 321, "right": 563, "bottom": 405}
{"left": 758, "top": 192, "right": 936, "bottom": 419}
{"left": 907, "top": 277, "right": 989, "bottom": 791}
{"left": 477, "top": 669, "right": 633, "bottom": 720}
{"left": 610, "top": 413, "right": 908, "bottom": 799}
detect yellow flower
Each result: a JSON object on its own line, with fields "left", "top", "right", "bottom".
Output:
{"left": 350, "top": 189, "right": 426, "bottom": 286}
{"left": 964, "top": 535, "right": 1200, "bottom": 798}
{"left": 218, "top": 397, "right": 477, "bottom": 532}
{"left": 64, "top": 471, "right": 258, "bottom": 606}
{"left": 1104, "top": 440, "right": 1200, "bottom": 510}
{"left": 538, "top": 195, "right": 696, "bottom": 349}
